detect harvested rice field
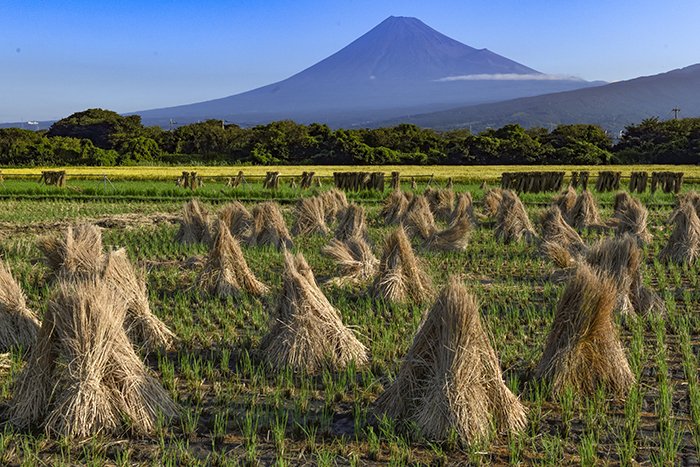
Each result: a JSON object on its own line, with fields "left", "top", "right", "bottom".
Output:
{"left": 0, "top": 177, "right": 699, "bottom": 466}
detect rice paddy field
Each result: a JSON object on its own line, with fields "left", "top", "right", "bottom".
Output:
{"left": 0, "top": 172, "right": 698, "bottom": 466}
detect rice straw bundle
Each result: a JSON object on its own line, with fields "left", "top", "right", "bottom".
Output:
{"left": 319, "top": 188, "right": 348, "bottom": 223}
{"left": 335, "top": 204, "right": 369, "bottom": 241}
{"left": 322, "top": 235, "right": 378, "bottom": 285}
{"left": 566, "top": 190, "right": 602, "bottom": 229}
{"left": 553, "top": 185, "right": 577, "bottom": 219}
{"left": 380, "top": 190, "right": 411, "bottom": 225}
{"left": 260, "top": 251, "right": 367, "bottom": 372}
{"left": 175, "top": 199, "right": 212, "bottom": 245}
{"left": 38, "top": 224, "right": 104, "bottom": 279}
{"left": 585, "top": 234, "right": 663, "bottom": 317}
{"left": 372, "top": 227, "right": 432, "bottom": 303}
{"left": 375, "top": 277, "right": 527, "bottom": 444}
{"left": 540, "top": 205, "right": 585, "bottom": 254}
{"left": 482, "top": 188, "right": 504, "bottom": 218}
{"left": 403, "top": 195, "right": 438, "bottom": 241}
{"left": 219, "top": 201, "right": 253, "bottom": 240}
{"left": 8, "top": 279, "right": 178, "bottom": 438}
{"left": 247, "top": 202, "right": 294, "bottom": 250}
{"left": 613, "top": 196, "right": 652, "bottom": 244}
{"left": 425, "top": 216, "right": 471, "bottom": 252}
{"left": 450, "top": 192, "right": 475, "bottom": 226}
{"left": 678, "top": 191, "right": 700, "bottom": 215}
{"left": 494, "top": 190, "right": 537, "bottom": 244}
{"left": 660, "top": 202, "right": 700, "bottom": 264}
{"left": 292, "top": 196, "right": 329, "bottom": 236}
{"left": 198, "top": 221, "right": 268, "bottom": 297}
{"left": 535, "top": 263, "right": 634, "bottom": 397}
{"left": 102, "top": 249, "right": 177, "bottom": 351}
{"left": 0, "top": 260, "right": 40, "bottom": 351}
{"left": 425, "top": 188, "right": 455, "bottom": 222}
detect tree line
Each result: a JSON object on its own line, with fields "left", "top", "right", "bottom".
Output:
{"left": 0, "top": 109, "right": 698, "bottom": 166}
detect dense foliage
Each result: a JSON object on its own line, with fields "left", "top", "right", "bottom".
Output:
{"left": 1, "top": 108, "right": 699, "bottom": 166}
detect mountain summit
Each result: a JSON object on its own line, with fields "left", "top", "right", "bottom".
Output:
{"left": 136, "top": 16, "right": 596, "bottom": 127}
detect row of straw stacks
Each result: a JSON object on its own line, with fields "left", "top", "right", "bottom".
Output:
{"left": 500, "top": 171, "right": 564, "bottom": 193}
{"left": 176, "top": 171, "right": 202, "bottom": 189}
{"left": 39, "top": 170, "right": 66, "bottom": 187}
{"left": 594, "top": 171, "right": 621, "bottom": 192}
{"left": 651, "top": 171, "right": 684, "bottom": 193}
{"left": 333, "top": 172, "right": 385, "bottom": 191}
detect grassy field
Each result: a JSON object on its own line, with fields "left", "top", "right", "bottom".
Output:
{"left": 0, "top": 181, "right": 698, "bottom": 465}
{"left": 3, "top": 164, "right": 700, "bottom": 182}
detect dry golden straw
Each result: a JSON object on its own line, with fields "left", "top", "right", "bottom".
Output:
{"left": 175, "top": 199, "right": 212, "bottom": 245}
{"left": 535, "top": 263, "right": 634, "bottom": 397}
{"left": 372, "top": 227, "right": 432, "bottom": 303}
{"left": 494, "top": 190, "right": 537, "bottom": 244}
{"left": 247, "top": 202, "right": 294, "bottom": 250}
{"left": 322, "top": 235, "right": 378, "bottom": 285}
{"left": 260, "top": 251, "right": 368, "bottom": 373}
{"left": 292, "top": 196, "right": 329, "bottom": 236}
{"left": 375, "top": 277, "right": 527, "bottom": 444}
{"left": 0, "top": 260, "right": 40, "bottom": 351}
{"left": 9, "top": 279, "right": 178, "bottom": 438}
{"left": 335, "top": 203, "right": 369, "bottom": 241}
{"left": 102, "top": 249, "right": 177, "bottom": 351}
{"left": 198, "top": 221, "right": 268, "bottom": 297}
{"left": 380, "top": 190, "right": 412, "bottom": 225}
{"left": 660, "top": 201, "right": 700, "bottom": 265}
{"left": 218, "top": 201, "right": 253, "bottom": 240}
{"left": 566, "top": 190, "right": 602, "bottom": 229}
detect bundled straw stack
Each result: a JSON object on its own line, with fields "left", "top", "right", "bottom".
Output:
{"left": 292, "top": 196, "right": 329, "bottom": 236}
{"left": 198, "top": 221, "right": 268, "bottom": 298}
{"left": 585, "top": 234, "right": 664, "bottom": 317}
{"left": 540, "top": 205, "right": 585, "bottom": 255}
{"left": 566, "top": 190, "right": 602, "bottom": 230}
{"left": 8, "top": 279, "right": 178, "bottom": 438}
{"left": 322, "top": 236, "right": 378, "bottom": 285}
{"left": 660, "top": 202, "right": 700, "bottom": 264}
{"left": 247, "top": 202, "right": 294, "bottom": 250}
{"left": 335, "top": 204, "right": 369, "bottom": 241}
{"left": 553, "top": 186, "right": 577, "bottom": 220}
{"left": 613, "top": 196, "right": 652, "bottom": 244}
{"left": 40, "top": 224, "right": 177, "bottom": 351}
{"left": 380, "top": 190, "right": 412, "bottom": 225}
{"left": 425, "top": 188, "right": 455, "bottom": 222}
{"left": 375, "top": 278, "right": 527, "bottom": 444}
{"left": 425, "top": 216, "right": 471, "bottom": 252}
{"left": 482, "top": 188, "right": 504, "bottom": 218}
{"left": 450, "top": 192, "right": 475, "bottom": 225}
{"left": 494, "top": 190, "right": 537, "bottom": 244}
{"left": 0, "top": 261, "right": 40, "bottom": 351}
{"left": 319, "top": 188, "right": 348, "bottom": 224}
{"left": 260, "top": 251, "right": 367, "bottom": 372}
{"left": 102, "top": 249, "right": 177, "bottom": 351}
{"left": 219, "top": 201, "right": 253, "bottom": 240}
{"left": 373, "top": 227, "right": 432, "bottom": 303}
{"left": 535, "top": 263, "right": 634, "bottom": 397}
{"left": 39, "top": 224, "right": 105, "bottom": 280}
{"left": 403, "top": 196, "right": 438, "bottom": 241}
{"left": 175, "top": 199, "right": 212, "bottom": 245}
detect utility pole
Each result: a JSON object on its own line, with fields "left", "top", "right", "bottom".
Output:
{"left": 672, "top": 107, "right": 681, "bottom": 120}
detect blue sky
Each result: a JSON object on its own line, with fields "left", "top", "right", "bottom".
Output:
{"left": 1, "top": 0, "right": 698, "bottom": 122}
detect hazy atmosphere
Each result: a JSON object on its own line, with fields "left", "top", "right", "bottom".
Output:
{"left": 2, "top": 0, "right": 699, "bottom": 122}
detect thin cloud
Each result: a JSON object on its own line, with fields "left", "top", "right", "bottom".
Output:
{"left": 436, "top": 73, "right": 584, "bottom": 82}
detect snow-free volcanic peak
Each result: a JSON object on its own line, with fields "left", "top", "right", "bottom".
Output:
{"left": 135, "top": 16, "right": 594, "bottom": 127}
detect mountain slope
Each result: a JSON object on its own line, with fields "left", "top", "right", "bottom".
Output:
{"left": 389, "top": 64, "right": 700, "bottom": 132}
{"left": 135, "top": 16, "right": 596, "bottom": 127}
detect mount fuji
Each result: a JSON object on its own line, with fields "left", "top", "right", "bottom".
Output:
{"left": 135, "top": 16, "right": 600, "bottom": 127}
